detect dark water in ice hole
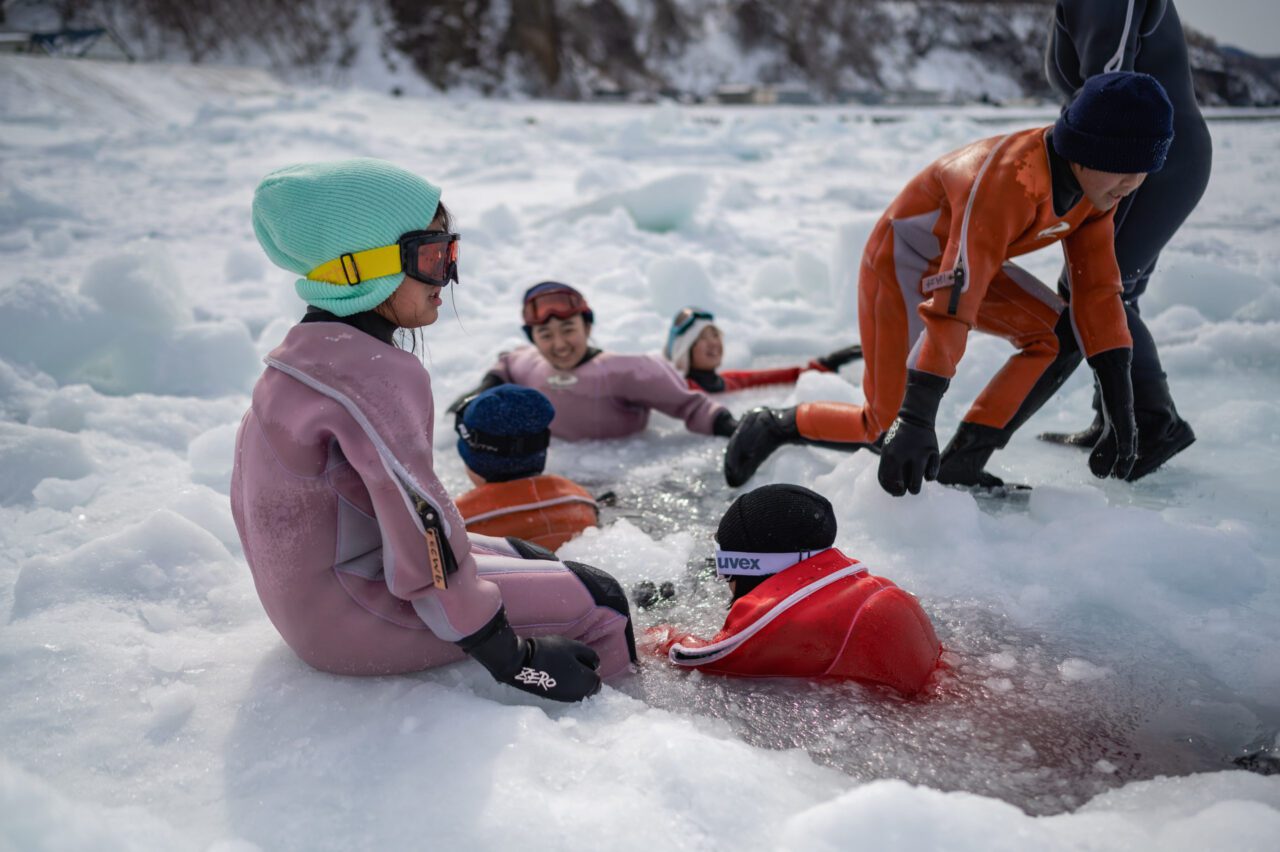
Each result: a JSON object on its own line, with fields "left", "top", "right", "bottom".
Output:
{"left": 563, "top": 455, "right": 1279, "bottom": 817}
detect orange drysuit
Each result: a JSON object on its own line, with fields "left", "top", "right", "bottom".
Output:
{"left": 455, "top": 475, "right": 599, "bottom": 551}
{"left": 798, "top": 126, "right": 1133, "bottom": 444}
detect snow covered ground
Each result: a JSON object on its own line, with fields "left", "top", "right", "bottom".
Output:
{"left": 2, "top": 56, "right": 1278, "bottom": 850}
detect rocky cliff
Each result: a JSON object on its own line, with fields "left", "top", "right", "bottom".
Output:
{"left": 6, "top": 0, "right": 1277, "bottom": 105}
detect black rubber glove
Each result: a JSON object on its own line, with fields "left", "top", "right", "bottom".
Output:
{"left": 457, "top": 608, "right": 601, "bottom": 702}
{"left": 632, "top": 580, "right": 676, "bottom": 609}
{"left": 878, "top": 370, "right": 949, "bottom": 497}
{"left": 712, "top": 409, "right": 739, "bottom": 437}
{"left": 813, "top": 343, "right": 864, "bottom": 371}
{"left": 1086, "top": 349, "right": 1137, "bottom": 480}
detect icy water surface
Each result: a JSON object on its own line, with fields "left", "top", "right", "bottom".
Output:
{"left": 561, "top": 440, "right": 1277, "bottom": 816}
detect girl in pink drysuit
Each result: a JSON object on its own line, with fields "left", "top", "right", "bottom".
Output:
{"left": 231, "top": 159, "right": 634, "bottom": 702}
{"left": 449, "top": 282, "right": 738, "bottom": 441}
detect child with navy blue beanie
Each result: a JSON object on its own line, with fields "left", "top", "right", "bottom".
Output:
{"left": 454, "top": 385, "right": 600, "bottom": 551}
{"left": 1052, "top": 71, "right": 1175, "bottom": 175}
{"left": 726, "top": 71, "right": 1177, "bottom": 496}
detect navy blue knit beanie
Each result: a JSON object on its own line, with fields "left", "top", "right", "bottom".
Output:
{"left": 456, "top": 385, "right": 555, "bottom": 482}
{"left": 1054, "top": 72, "right": 1175, "bottom": 174}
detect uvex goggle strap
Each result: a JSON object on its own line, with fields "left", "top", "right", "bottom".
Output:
{"left": 455, "top": 421, "right": 551, "bottom": 457}
{"left": 712, "top": 549, "right": 819, "bottom": 577}
{"left": 307, "top": 231, "right": 459, "bottom": 287}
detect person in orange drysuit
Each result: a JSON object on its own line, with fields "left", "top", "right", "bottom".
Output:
{"left": 724, "top": 71, "right": 1177, "bottom": 495}
{"left": 644, "top": 483, "right": 941, "bottom": 696}
{"left": 454, "top": 385, "right": 599, "bottom": 552}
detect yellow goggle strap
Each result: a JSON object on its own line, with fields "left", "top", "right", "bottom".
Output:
{"left": 306, "top": 244, "right": 402, "bottom": 286}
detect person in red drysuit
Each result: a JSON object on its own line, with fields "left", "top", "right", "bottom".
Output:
{"left": 644, "top": 484, "right": 940, "bottom": 696}
{"left": 663, "top": 306, "right": 862, "bottom": 394}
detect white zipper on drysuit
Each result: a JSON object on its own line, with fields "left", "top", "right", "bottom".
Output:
{"left": 668, "top": 565, "right": 867, "bottom": 667}
{"left": 928, "top": 134, "right": 1013, "bottom": 316}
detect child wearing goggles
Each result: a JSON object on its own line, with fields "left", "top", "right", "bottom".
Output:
{"left": 234, "top": 159, "right": 635, "bottom": 703}
{"left": 663, "top": 306, "right": 863, "bottom": 394}
{"left": 449, "top": 282, "right": 739, "bottom": 442}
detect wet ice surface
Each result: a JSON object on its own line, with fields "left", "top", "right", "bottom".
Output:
{"left": 550, "top": 425, "right": 1274, "bottom": 817}
{"left": 3, "top": 56, "right": 1279, "bottom": 849}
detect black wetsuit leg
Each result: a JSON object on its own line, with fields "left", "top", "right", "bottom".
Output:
{"left": 1108, "top": 114, "right": 1213, "bottom": 385}
{"left": 1024, "top": 1, "right": 1212, "bottom": 459}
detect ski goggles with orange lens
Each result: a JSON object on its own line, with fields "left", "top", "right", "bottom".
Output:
{"left": 400, "top": 231, "right": 459, "bottom": 286}
{"left": 306, "top": 230, "right": 460, "bottom": 288}
{"left": 522, "top": 287, "right": 590, "bottom": 326}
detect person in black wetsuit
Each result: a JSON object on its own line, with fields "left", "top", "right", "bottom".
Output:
{"left": 1029, "top": 0, "right": 1212, "bottom": 480}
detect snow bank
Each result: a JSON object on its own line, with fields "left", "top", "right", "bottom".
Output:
{"left": 188, "top": 422, "right": 240, "bottom": 492}
{"left": 1, "top": 758, "right": 191, "bottom": 852}
{"left": 0, "top": 421, "right": 94, "bottom": 506}
{"left": 780, "top": 773, "right": 1280, "bottom": 852}
{"left": 12, "top": 509, "right": 239, "bottom": 620}
{"left": 1, "top": 55, "right": 1278, "bottom": 851}
{"left": 563, "top": 173, "right": 710, "bottom": 232}
{"left": 0, "top": 245, "right": 258, "bottom": 397}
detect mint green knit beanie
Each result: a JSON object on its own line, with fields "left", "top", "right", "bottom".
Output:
{"left": 251, "top": 159, "right": 442, "bottom": 316}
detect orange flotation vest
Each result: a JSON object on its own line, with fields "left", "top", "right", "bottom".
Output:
{"left": 647, "top": 549, "right": 940, "bottom": 695}
{"left": 455, "top": 474, "right": 599, "bottom": 552}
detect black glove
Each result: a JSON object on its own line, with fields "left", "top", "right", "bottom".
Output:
{"left": 813, "top": 344, "right": 864, "bottom": 372}
{"left": 1086, "top": 349, "right": 1137, "bottom": 480}
{"left": 457, "top": 608, "right": 601, "bottom": 702}
{"left": 878, "top": 370, "right": 949, "bottom": 497}
{"left": 632, "top": 580, "right": 676, "bottom": 609}
{"left": 712, "top": 409, "right": 739, "bottom": 438}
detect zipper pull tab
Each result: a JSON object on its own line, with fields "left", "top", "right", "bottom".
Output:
{"left": 411, "top": 494, "right": 455, "bottom": 590}
{"left": 947, "top": 264, "right": 966, "bottom": 316}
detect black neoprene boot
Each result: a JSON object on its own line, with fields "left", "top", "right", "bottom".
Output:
{"left": 936, "top": 421, "right": 1012, "bottom": 489}
{"left": 1126, "top": 377, "right": 1195, "bottom": 481}
{"left": 1038, "top": 387, "right": 1103, "bottom": 449}
{"left": 723, "top": 407, "right": 800, "bottom": 488}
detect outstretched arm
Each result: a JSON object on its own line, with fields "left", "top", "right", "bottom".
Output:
{"left": 625, "top": 355, "right": 732, "bottom": 435}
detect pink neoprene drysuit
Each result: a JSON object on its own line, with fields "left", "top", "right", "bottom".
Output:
{"left": 490, "top": 346, "right": 728, "bottom": 441}
{"left": 230, "top": 322, "right": 632, "bottom": 677}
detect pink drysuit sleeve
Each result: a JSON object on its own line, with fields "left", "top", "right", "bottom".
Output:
{"left": 620, "top": 354, "right": 728, "bottom": 434}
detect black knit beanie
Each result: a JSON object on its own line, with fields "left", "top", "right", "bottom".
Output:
{"left": 1053, "top": 71, "right": 1174, "bottom": 174}
{"left": 716, "top": 484, "right": 837, "bottom": 600}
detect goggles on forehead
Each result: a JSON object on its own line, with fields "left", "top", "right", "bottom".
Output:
{"left": 672, "top": 307, "right": 715, "bottom": 336}
{"left": 307, "top": 230, "right": 460, "bottom": 288}
{"left": 522, "top": 288, "right": 589, "bottom": 327}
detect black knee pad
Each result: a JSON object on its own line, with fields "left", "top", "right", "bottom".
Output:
{"left": 562, "top": 560, "right": 637, "bottom": 663}
{"left": 505, "top": 536, "right": 557, "bottom": 562}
